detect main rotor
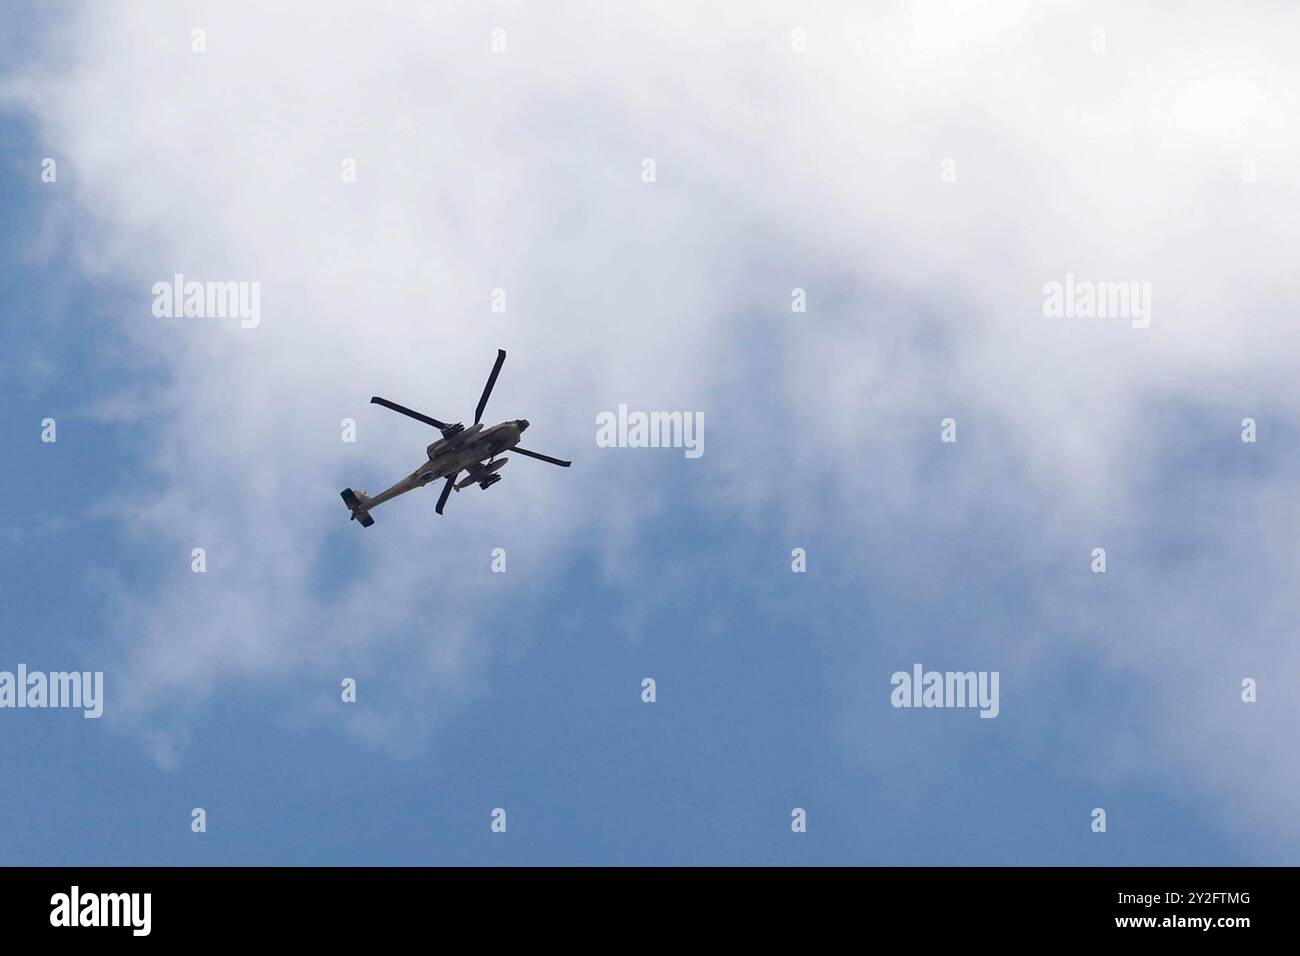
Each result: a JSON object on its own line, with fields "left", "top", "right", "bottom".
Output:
{"left": 370, "top": 348, "right": 507, "bottom": 440}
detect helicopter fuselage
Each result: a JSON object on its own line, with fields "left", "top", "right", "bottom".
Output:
{"left": 357, "top": 419, "right": 528, "bottom": 512}
{"left": 343, "top": 349, "right": 568, "bottom": 526}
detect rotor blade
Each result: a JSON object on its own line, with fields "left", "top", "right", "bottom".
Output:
{"left": 371, "top": 397, "right": 450, "bottom": 430}
{"left": 473, "top": 349, "right": 507, "bottom": 425}
{"left": 435, "top": 474, "right": 456, "bottom": 514}
{"left": 510, "top": 446, "right": 571, "bottom": 467}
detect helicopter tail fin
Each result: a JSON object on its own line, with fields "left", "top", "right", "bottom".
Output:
{"left": 340, "top": 488, "right": 375, "bottom": 528}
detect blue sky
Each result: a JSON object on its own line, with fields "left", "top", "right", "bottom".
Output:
{"left": 0, "top": 241, "right": 1243, "bottom": 867}
{"left": 2, "top": 2, "right": 1298, "bottom": 865}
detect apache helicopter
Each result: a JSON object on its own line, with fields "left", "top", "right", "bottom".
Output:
{"left": 340, "top": 349, "right": 570, "bottom": 527}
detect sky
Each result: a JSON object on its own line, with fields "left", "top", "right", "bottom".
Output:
{"left": 1, "top": 0, "right": 1298, "bottom": 865}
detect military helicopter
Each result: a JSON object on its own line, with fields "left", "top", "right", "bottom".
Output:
{"left": 340, "top": 349, "right": 570, "bottom": 527}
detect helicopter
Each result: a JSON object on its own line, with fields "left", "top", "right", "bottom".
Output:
{"left": 340, "top": 349, "right": 570, "bottom": 527}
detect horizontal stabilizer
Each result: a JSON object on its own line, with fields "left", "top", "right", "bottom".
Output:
{"left": 340, "top": 488, "right": 375, "bottom": 528}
